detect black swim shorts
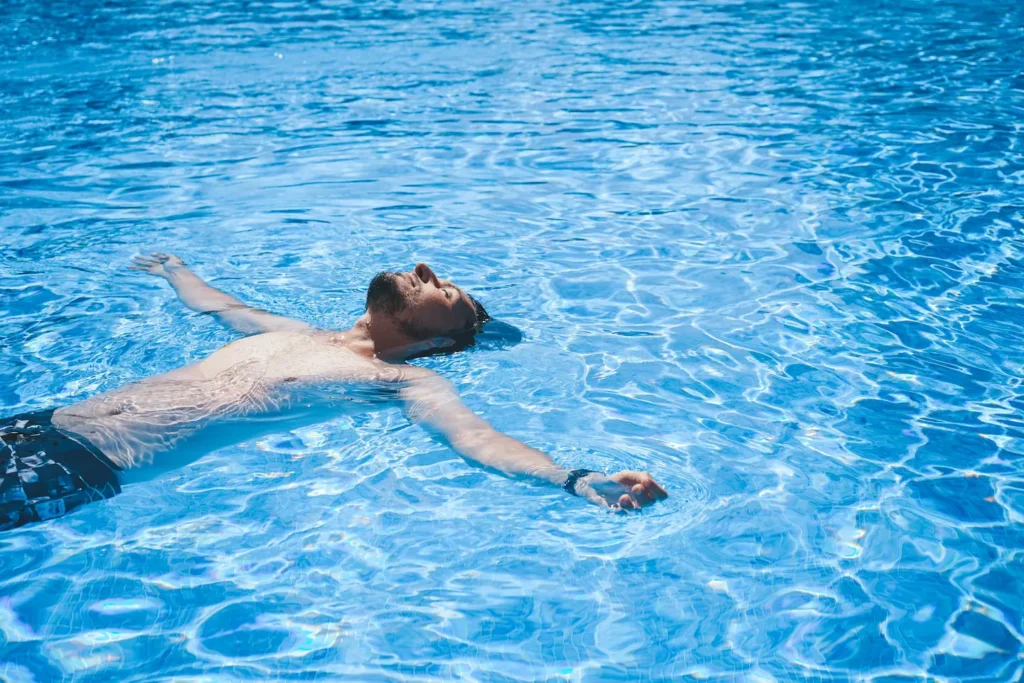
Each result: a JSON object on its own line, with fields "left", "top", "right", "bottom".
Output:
{"left": 0, "top": 410, "right": 121, "bottom": 531}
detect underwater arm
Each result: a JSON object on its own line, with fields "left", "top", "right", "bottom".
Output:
{"left": 131, "top": 253, "right": 310, "bottom": 335}
{"left": 400, "top": 370, "right": 667, "bottom": 510}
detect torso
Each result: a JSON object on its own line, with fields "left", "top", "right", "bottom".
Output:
{"left": 52, "top": 330, "right": 418, "bottom": 483}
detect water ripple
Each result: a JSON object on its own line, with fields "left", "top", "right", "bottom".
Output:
{"left": 2, "top": 0, "right": 1024, "bottom": 679}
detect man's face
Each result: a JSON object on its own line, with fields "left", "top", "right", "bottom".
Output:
{"left": 366, "top": 263, "right": 478, "bottom": 340}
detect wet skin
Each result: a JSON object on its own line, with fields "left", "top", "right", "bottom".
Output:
{"left": 52, "top": 254, "right": 668, "bottom": 511}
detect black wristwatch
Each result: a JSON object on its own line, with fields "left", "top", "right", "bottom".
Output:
{"left": 562, "top": 469, "right": 597, "bottom": 496}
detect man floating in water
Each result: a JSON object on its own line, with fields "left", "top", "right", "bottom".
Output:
{"left": 1, "top": 254, "right": 667, "bottom": 530}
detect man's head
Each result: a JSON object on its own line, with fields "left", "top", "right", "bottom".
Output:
{"left": 365, "top": 263, "right": 489, "bottom": 346}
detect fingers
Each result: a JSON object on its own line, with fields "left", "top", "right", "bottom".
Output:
{"left": 582, "top": 485, "right": 639, "bottom": 513}
{"left": 130, "top": 253, "right": 181, "bottom": 273}
{"left": 130, "top": 255, "right": 158, "bottom": 271}
{"left": 579, "top": 470, "right": 668, "bottom": 512}
{"left": 131, "top": 253, "right": 169, "bottom": 263}
{"left": 632, "top": 483, "right": 654, "bottom": 505}
{"left": 614, "top": 486, "right": 649, "bottom": 512}
{"left": 611, "top": 470, "right": 668, "bottom": 501}
{"left": 643, "top": 477, "right": 668, "bottom": 501}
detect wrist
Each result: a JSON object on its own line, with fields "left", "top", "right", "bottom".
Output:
{"left": 562, "top": 469, "right": 599, "bottom": 497}
{"left": 162, "top": 265, "right": 189, "bottom": 282}
{"left": 530, "top": 466, "right": 571, "bottom": 487}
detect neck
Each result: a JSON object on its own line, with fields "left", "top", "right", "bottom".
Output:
{"left": 345, "top": 313, "right": 431, "bottom": 362}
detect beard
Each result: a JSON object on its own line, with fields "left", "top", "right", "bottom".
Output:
{"left": 365, "top": 271, "right": 406, "bottom": 315}
{"left": 365, "top": 271, "right": 442, "bottom": 342}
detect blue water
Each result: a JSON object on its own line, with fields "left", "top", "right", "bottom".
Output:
{"left": 2, "top": 0, "right": 1023, "bottom": 679}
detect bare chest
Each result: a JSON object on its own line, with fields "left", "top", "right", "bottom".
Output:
{"left": 191, "top": 331, "right": 397, "bottom": 385}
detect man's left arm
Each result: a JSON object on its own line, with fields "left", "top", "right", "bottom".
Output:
{"left": 399, "top": 369, "right": 667, "bottom": 510}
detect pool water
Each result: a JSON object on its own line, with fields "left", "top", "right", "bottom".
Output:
{"left": 2, "top": 0, "right": 1023, "bottom": 680}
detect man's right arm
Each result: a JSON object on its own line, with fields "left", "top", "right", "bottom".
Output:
{"left": 131, "top": 253, "right": 311, "bottom": 335}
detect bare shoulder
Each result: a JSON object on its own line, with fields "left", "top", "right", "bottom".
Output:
{"left": 304, "top": 331, "right": 445, "bottom": 388}
{"left": 312, "top": 334, "right": 437, "bottom": 385}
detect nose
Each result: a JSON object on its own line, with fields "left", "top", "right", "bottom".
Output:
{"left": 413, "top": 262, "right": 439, "bottom": 286}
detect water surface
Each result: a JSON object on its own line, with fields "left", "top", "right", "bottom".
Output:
{"left": 2, "top": 0, "right": 1023, "bottom": 680}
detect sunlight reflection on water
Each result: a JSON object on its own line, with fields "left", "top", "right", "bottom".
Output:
{"left": 1, "top": 0, "right": 1023, "bottom": 679}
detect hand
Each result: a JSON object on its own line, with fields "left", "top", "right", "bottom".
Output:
{"left": 575, "top": 470, "right": 668, "bottom": 511}
{"left": 130, "top": 253, "right": 187, "bottom": 278}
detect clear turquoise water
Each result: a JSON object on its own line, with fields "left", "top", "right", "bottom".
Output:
{"left": 2, "top": 0, "right": 1023, "bottom": 680}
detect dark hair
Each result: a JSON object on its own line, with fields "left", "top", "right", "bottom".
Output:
{"left": 405, "top": 295, "right": 521, "bottom": 360}
{"left": 467, "top": 294, "right": 491, "bottom": 331}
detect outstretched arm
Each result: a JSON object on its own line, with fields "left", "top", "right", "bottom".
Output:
{"left": 399, "top": 369, "right": 667, "bottom": 511}
{"left": 131, "top": 253, "right": 311, "bottom": 335}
